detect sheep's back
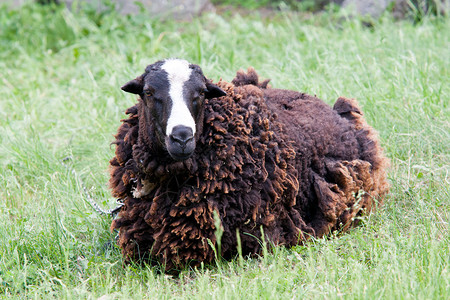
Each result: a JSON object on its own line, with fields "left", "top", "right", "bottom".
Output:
{"left": 264, "top": 88, "right": 360, "bottom": 170}
{"left": 263, "top": 87, "right": 389, "bottom": 237}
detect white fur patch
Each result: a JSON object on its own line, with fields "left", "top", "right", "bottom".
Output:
{"left": 162, "top": 59, "right": 195, "bottom": 136}
{"left": 132, "top": 179, "right": 155, "bottom": 198}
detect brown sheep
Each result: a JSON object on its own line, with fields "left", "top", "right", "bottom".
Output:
{"left": 109, "top": 59, "right": 389, "bottom": 271}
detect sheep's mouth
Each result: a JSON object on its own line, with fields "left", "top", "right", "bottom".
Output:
{"left": 166, "top": 138, "right": 196, "bottom": 161}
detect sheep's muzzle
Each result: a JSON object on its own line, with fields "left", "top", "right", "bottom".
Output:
{"left": 165, "top": 125, "right": 195, "bottom": 161}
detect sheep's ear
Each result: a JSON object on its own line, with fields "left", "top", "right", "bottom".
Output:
{"left": 121, "top": 76, "right": 144, "bottom": 94}
{"left": 205, "top": 81, "right": 226, "bottom": 99}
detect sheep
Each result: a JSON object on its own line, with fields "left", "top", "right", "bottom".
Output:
{"left": 109, "top": 58, "right": 389, "bottom": 271}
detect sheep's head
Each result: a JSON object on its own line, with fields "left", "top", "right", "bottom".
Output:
{"left": 121, "top": 59, "right": 226, "bottom": 161}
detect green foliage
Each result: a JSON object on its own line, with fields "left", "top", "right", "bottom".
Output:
{"left": 407, "top": 0, "right": 449, "bottom": 21}
{"left": 0, "top": 2, "right": 449, "bottom": 298}
{"left": 213, "top": 0, "right": 449, "bottom": 15}
{"left": 211, "top": 0, "right": 276, "bottom": 10}
{"left": 211, "top": 0, "right": 339, "bottom": 11}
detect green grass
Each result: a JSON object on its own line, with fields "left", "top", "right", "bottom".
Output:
{"left": 0, "top": 2, "right": 449, "bottom": 299}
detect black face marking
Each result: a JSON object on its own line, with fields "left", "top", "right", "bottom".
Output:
{"left": 141, "top": 62, "right": 172, "bottom": 141}
{"left": 182, "top": 65, "right": 209, "bottom": 129}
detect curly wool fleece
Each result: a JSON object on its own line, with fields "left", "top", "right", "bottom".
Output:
{"left": 109, "top": 68, "right": 389, "bottom": 270}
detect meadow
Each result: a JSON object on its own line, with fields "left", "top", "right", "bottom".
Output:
{"left": 0, "top": 2, "right": 448, "bottom": 299}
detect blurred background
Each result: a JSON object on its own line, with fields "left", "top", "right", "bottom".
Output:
{"left": 2, "top": 0, "right": 449, "bottom": 20}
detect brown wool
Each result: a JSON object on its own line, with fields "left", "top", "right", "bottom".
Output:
{"left": 109, "top": 67, "right": 389, "bottom": 271}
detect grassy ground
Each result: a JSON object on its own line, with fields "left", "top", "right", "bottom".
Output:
{"left": 0, "top": 2, "right": 448, "bottom": 299}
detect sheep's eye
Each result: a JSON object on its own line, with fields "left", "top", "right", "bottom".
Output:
{"left": 144, "top": 90, "right": 152, "bottom": 97}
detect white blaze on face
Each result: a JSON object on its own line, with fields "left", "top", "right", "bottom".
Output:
{"left": 162, "top": 59, "right": 195, "bottom": 136}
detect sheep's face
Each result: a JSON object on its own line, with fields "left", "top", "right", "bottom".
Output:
{"left": 121, "top": 59, "right": 226, "bottom": 161}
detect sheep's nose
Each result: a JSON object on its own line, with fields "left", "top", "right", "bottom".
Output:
{"left": 169, "top": 125, "right": 194, "bottom": 148}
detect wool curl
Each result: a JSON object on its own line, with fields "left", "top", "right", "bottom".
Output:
{"left": 109, "top": 68, "right": 389, "bottom": 271}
